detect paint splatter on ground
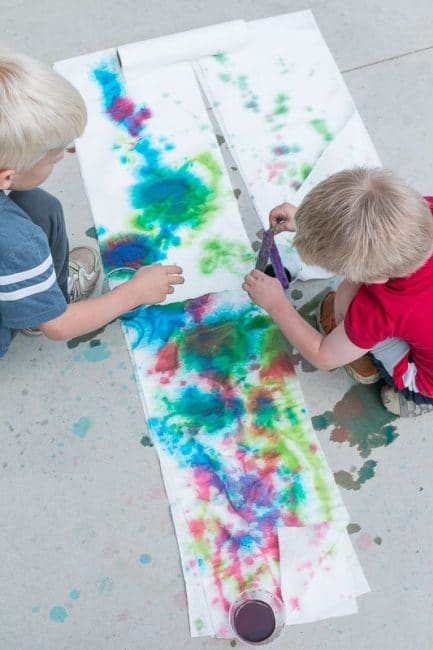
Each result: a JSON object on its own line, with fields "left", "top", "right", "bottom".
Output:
{"left": 49, "top": 606, "right": 68, "bottom": 623}
{"left": 67, "top": 326, "right": 107, "bottom": 349}
{"left": 334, "top": 460, "right": 378, "bottom": 491}
{"left": 72, "top": 416, "right": 92, "bottom": 438}
{"left": 312, "top": 384, "right": 398, "bottom": 458}
{"left": 347, "top": 523, "right": 361, "bottom": 534}
{"left": 139, "top": 553, "right": 152, "bottom": 565}
{"left": 140, "top": 435, "right": 153, "bottom": 447}
{"left": 85, "top": 226, "right": 97, "bottom": 239}
{"left": 97, "top": 576, "right": 115, "bottom": 595}
{"left": 291, "top": 288, "right": 303, "bottom": 301}
{"left": 69, "top": 589, "right": 80, "bottom": 601}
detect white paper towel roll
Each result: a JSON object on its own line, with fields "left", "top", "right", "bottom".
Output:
{"left": 118, "top": 20, "right": 248, "bottom": 72}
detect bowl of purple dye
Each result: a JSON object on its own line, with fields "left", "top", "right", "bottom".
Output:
{"left": 229, "top": 589, "right": 285, "bottom": 646}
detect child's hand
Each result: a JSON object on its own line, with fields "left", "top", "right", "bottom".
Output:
{"left": 131, "top": 264, "right": 184, "bottom": 305}
{"left": 269, "top": 202, "right": 298, "bottom": 232}
{"left": 242, "top": 269, "right": 286, "bottom": 313}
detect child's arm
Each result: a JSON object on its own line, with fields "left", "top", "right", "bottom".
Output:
{"left": 39, "top": 264, "right": 183, "bottom": 340}
{"left": 243, "top": 270, "right": 370, "bottom": 371}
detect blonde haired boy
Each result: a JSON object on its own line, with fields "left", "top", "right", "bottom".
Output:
{"left": 243, "top": 168, "right": 433, "bottom": 418}
{"left": 0, "top": 49, "right": 183, "bottom": 355}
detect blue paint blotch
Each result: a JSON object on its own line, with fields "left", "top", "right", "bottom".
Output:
{"left": 49, "top": 606, "right": 68, "bottom": 623}
{"left": 72, "top": 416, "right": 92, "bottom": 438}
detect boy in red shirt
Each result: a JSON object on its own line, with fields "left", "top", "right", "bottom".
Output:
{"left": 242, "top": 167, "right": 433, "bottom": 418}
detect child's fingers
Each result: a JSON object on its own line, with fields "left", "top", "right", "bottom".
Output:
{"left": 251, "top": 269, "right": 266, "bottom": 280}
{"left": 167, "top": 286, "right": 175, "bottom": 294}
{"left": 164, "top": 265, "right": 183, "bottom": 274}
{"left": 169, "top": 275, "right": 185, "bottom": 284}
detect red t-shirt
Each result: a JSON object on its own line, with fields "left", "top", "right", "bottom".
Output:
{"left": 345, "top": 196, "right": 433, "bottom": 396}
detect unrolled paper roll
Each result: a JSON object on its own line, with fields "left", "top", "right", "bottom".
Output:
{"left": 118, "top": 20, "right": 248, "bottom": 72}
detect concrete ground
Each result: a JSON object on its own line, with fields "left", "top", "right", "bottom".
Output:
{"left": 1, "top": 1, "right": 433, "bottom": 649}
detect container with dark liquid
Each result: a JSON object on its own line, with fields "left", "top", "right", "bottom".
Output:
{"left": 229, "top": 589, "right": 285, "bottom": 646}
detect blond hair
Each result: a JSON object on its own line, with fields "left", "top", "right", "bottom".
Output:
{"left": 293, "top": 167, "right": 433, "bottom": 282}
{"left": 0, "top": 48, "right": 87, "bottom": 172}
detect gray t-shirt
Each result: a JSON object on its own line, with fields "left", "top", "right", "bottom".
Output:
{"left": 0, "top": 191, "right": 67, "bottom": 356}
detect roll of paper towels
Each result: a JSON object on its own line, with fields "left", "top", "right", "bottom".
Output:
{"left": 118, "top": 20, "right": 249, "bottom": 72}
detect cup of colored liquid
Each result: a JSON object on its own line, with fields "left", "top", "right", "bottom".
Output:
{"left": 101, "top": 267, "right": 140, "bottom": 319}
{"left": 229, "top": 589, "right": 285, "bottom": 646}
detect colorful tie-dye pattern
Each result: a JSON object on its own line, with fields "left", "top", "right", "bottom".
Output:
{"left": 90, "top": 57, "right": 253, "bottom": 285}
{"left": 121, "top": 289, "right": 348, "bottom": 635}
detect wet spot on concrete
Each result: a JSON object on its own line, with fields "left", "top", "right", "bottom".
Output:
{"left": 291, "top": 289, "right": 303, "bottom": 300}
{"left": 334, "top": 460, "right": 378, "bottom": 490}
{"left": 97, "top": 576, "right": 114, "bottom": 595}
{"left": 85, "top": 226, "right": 97, "bottom": 239}
{"left": 216, "top": 134, "right": 225, "bottom": 146}
{"left": 67, "top": 326, "right": 107, "bottom": 349}
{"left": 72, "top": 416, "right": 92, "bottom": 438}
{"left": 347, "top": 523, "right": 361, "bottom": 534}
{"left": 233, "top": 188, "right": 241, "bottom": 199}
{"left": 374, "top": 536, "right": 382, "bottom": 545}
{"left": 49, "top": 606, "right": 68, "bottom": 623}
{"left": 83, "top": 342, "right": 111, "bottom": 362}
{"left": 312, "top": 384, "right": 398, "bottom": 458}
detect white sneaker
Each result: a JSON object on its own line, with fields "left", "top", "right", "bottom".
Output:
{"left": 68, "top": 246, "right": 101, "bottom": 303}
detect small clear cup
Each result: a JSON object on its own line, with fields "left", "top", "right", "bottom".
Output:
{"left": 229, "top": 589, "right": 285, "bottom": 647}
{"left": 101, "top": 267, "right": 140, "bottom": 320}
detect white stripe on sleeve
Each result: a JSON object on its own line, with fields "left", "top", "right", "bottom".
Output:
{"left": 0, "top": 254, "right": 53, "bottom": 285}
{"left": 0, "top": 269, "right": 57, "bottom": 301}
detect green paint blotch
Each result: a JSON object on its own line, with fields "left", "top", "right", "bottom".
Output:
{"left": 140, "top": 435, "right": 153, "bottom": 447}
{"left": 199, "top": 238, "right": 254, "bottom": 276}
{"left": 310, "top": 118, "right": 333, "bottom": 141}
{"left": 195, "top": 618, "right": 204, "bottom": 632}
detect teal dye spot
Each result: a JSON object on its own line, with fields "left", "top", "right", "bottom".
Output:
{"left": 72, "top": 416, "right": 92, "bottom": 439}
{"left": 32, "top": 606, "right": 40, "bottom": 614}
{"left": 49, "top": 606, "right": 68, "bottom": 623}
{"left": 97, "top": 576, "right": 114, "bottom": 595}
{"left": 69, "top": 589, "right": 80, "bottom": 601}
{"left": 139, "top": 553, "right": 152, "bottom": 565}
{"left": 83, "top": 342, "right": 111, "bottom": 362}
{"left": 140, "top": 435, "right": 153, "bottom": 447}
{"left": 85, "top": 226, "right": 97, "bottom": 239}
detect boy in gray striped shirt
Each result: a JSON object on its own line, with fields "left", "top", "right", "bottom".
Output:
{"left": 0, "top": 49, "right": 184, "bottom": 357}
